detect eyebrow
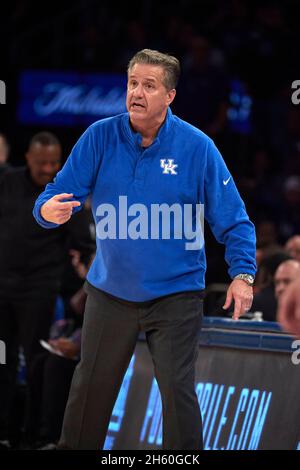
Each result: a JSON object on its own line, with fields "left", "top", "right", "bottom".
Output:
{"left": 128, "top": 76, "right": 157, "bottom": 83}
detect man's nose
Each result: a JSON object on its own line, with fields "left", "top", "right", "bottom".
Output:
{"left": 132, "top": 83, "right": 144, "bottom": 98}
{"left": 276, "top": 284, "right": 284, "bottom": 297}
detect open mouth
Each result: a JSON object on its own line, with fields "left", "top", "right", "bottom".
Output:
{"left": 131, "top": 103, "right": 145, "bottom": 109}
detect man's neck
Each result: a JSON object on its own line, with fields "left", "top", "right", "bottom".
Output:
{"left": 130, "top": 111, "right": 167, "bottom": 147}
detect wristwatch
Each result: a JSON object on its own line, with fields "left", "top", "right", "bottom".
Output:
{"left": 234, "top": 274, "right": 255, "bottom": 286}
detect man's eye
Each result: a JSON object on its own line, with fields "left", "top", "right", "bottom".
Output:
{"left": 146, "top": 84, "right": 154, "bottom": 89}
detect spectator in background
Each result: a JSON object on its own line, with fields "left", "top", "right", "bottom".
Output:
{"left": 27, "top": 249, "right": 92, "bottom": 450}
{"left": 0, "top": 132, "right": 94, "bottom": 449}
{"left": 0, "top": 133, "right": 10, "bottom": 177}
{"left": 285, "top": 235, "right": 300, "bottom": 262}
{"left": 277, "top": 277, "right": 300, "bottom": 337}
{"left": 274, "top": 259, "right": 300, "bottom": 301}
{"left": 25, "top": 200, "right": 95, "bottom": 448}
{"left": 251, "top": 251, "right": 292, "bottom": 321}
{"left": 28, "top": 314, "right": 82, "bottom": 450}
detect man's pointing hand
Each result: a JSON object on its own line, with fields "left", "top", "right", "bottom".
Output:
{"left": 40, "top": 193, "right": 81, "bottom": 224}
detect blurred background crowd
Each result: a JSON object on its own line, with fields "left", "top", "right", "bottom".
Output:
{"left": 0, "top": 0, "right": 300, "bottom": 449}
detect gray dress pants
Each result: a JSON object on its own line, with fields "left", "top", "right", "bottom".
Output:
{"left": 58, "top": 281, "right": 203, "bottom": 450}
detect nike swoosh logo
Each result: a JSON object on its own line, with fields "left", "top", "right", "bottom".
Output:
{"left": 223, "top": 176, "right": 231, "bottom": 186}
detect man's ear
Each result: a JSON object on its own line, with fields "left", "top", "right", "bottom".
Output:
{"left": 167, "top": 89, "right": 176, "bottom": 106}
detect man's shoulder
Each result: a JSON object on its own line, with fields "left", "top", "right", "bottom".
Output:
{"left": 171, "top": 113, "right": 211, "bottom": 146}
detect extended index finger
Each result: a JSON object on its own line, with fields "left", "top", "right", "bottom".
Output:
{"left": 233, "top": 297, "right": 242, "bottom": 320}
{"left": 56, "top": 201, "right": 81, "bottom": 210}
{"left": 52, "top": 193, "right": 74, "bottom": 201}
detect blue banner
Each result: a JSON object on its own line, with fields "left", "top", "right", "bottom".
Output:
{"left": 17, "top": 70, "right": 127, "bottom": 126}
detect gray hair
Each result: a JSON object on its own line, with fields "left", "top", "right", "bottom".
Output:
{"left": 127, "top": 49, "right": 180, "bottom": 90}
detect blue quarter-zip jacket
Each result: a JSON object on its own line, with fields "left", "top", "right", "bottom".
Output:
{"left": 33, "top": 108, "right": 256, "bottom": 301}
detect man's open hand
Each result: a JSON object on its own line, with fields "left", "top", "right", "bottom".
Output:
{"left": 40, "top": 193, "right": 81, "bottom": 224}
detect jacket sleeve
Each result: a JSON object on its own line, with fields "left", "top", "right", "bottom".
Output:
{"left": 33, "top": 124, "right": 101, "bottom": 229}
{"left": 203, "top": 138, "right": 256, "bottom": 278}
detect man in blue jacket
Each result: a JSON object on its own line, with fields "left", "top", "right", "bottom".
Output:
{"left": 33, "top": 49, "right": 256, "bottom": 450}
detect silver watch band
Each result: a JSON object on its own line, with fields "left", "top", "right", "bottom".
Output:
{"left": 234, "top": 274, "right": 255, "bottom": 286}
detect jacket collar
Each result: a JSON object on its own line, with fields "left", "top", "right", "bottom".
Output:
{"left": 121, "top": 107, "right": 174, "bottom": 147}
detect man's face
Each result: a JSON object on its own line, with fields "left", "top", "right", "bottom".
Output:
{"left": 274, "top": 261, "right": 300, "bottom": 300}
{"left": 0, "top": 136, "right": 9, "bottom": 164}
{"left": 285, "top": 238, "right": 300, "bottom": 262}
{"left": 26, "top": 143, "right": 61, "bottom": 187}
{"left": 126, "top": 63, "right": 175, "bottom": 126}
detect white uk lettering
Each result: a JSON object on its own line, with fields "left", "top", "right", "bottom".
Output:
{"left": 160, "top": 159, "right": 178, "bottom": 175}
